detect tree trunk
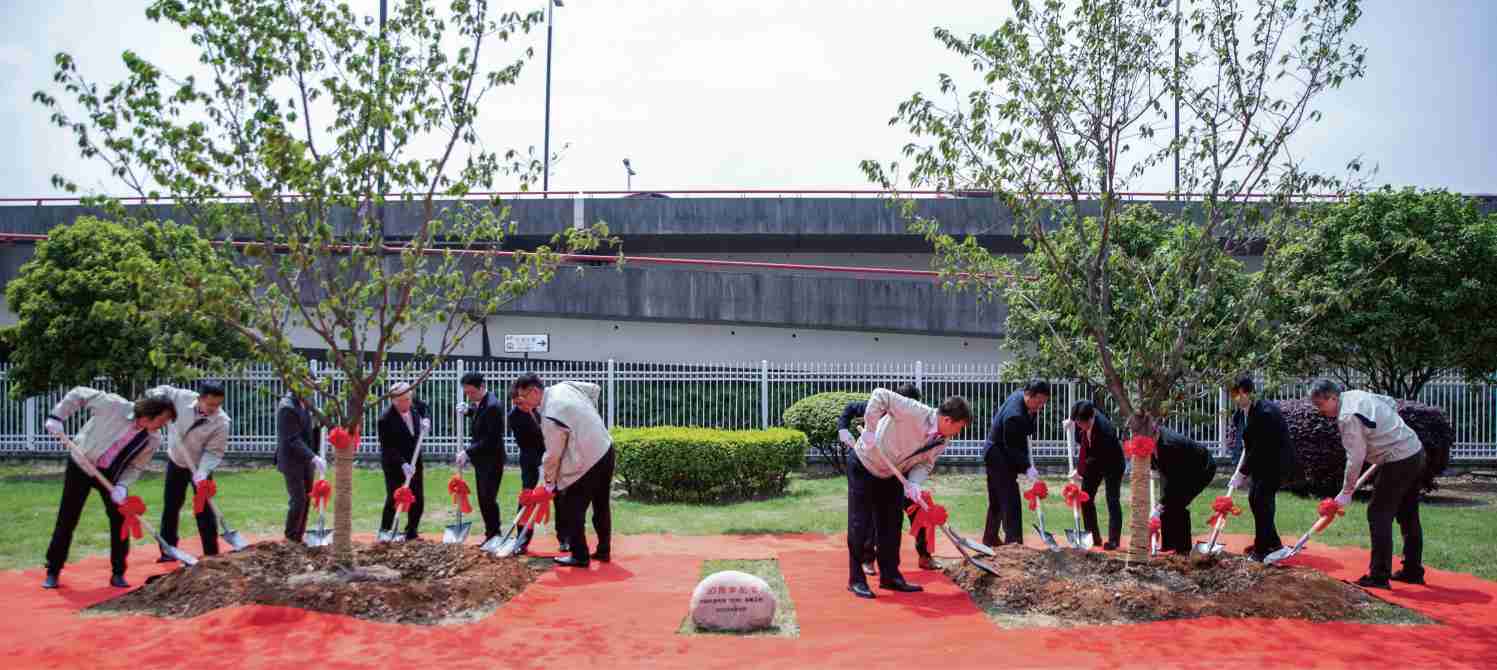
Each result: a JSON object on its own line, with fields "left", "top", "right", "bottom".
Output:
{"left": 1125, "top": 413, "right": 1159, "bottom": 562}
{"left": 333, "top": 435, "right": 355, "bottom": 568}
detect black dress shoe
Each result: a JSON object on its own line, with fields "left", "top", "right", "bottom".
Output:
{"left": 1355, "top": 574, "right": 1391, "bottom": 590}
{"left": 878, "top": 579, "right": 923, "bottom": 593}
{"left": 553, "top": 556, "right": 589, "bottom": 568}
{"left": 1391, "top": 568, "right": 1426, "bottom": 585}
{"left": 590, "top": 552, "right": 611, "bottom": 563}
{"left": 41, "top": 572, "right": 59, "bottom": 589}
{"left": 1102, "top": 541, "right": 1119, "bottom": 551}
{"left": 109, "top": 574, "right": 130, "bottom": 588}
{"left": 848, "top": 583, "right": 876, "bottom": 599}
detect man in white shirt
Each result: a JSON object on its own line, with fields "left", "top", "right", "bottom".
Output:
{"left": 1310, "top": 380, "right": 1428, "bottom": 589}
{"left": 151, "top": 381, "right": 231, "bottom": 561}
{"left": 510, "top": 373, "right": 614, "bottom": 568}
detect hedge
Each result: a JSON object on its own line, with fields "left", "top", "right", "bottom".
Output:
{"left": 781, "top": 391, "right": 866, "bottom": 474}
{"left": 613, "top": 426, "right": 808, "bottom": 502}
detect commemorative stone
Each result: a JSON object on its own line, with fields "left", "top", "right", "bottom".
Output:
{"left": 688, "top": 570, "right": 777, "bottom": 631}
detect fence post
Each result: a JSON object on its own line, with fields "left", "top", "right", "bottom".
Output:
{"left": 760, "top": 360, "right": 770, "bottom": 429}
{"left": 1216, "top": 385, "right": 1229, "bottom": 458}
{"left": 456, "top": 359, "right": 467, "bottom": 457}
{"left": 914, "top": 360, "right": 924, "bottom": 390}
{"left": 24, "top": 396, "right": 36, "bottom": 452}
{"left": 607, "top": 358, "right": 617, "bottom": 429}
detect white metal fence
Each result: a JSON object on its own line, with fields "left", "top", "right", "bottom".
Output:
{"left": 2, "top": 360, "right": 1493, "bottom": 463}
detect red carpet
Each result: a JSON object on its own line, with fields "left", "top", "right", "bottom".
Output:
{"left": 2, "top": 529, "right": 1495, "bottom": 669}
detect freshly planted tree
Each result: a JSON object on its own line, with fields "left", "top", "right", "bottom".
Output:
{"left": 37, "top": 0, "right": 614, "bottom": 567}
{"left": 863, "top": 0, "right": 1367, "bottom": 558}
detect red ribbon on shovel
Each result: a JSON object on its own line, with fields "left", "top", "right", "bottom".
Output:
{"left": 192, "top": 479, "right": 218, "bottom": 515}
{"left": 1206, "top": 495, "right": 1242, "bottom": 526}
{"left": 1149, "top": 515, "right": 1162, "bottom": 534}
{"left": 1023, "top": 480, "right": 1049, "bottom": 510}
{"left": 1062, "top": 482, "right": 1090, "bottom": 507}
{"left": 447, "top": 475, "right": 473, "bottom": 514}
{"left": 310, "top": 479, "right": 332, "bottom": 511}
{"left": 118, "top": 496, "right": 147, "bottom": 540}
{"left": 905, "top": 491, "right": 947, "bottom": 548}
{"left": 393, "top": 486, "right": 416, "bottom": 513}
{"left": 1316, "top": 498, "right": 1346, "bottom": 528}
{"left": 517, "top": 487, "right": 553, "bottom": 526}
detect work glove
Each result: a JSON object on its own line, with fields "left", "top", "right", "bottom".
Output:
{"left": 312, "top": 456, "right": 327, "bottom": 475}
{"left": 420, "top": 417, "right": 431, "bottom": 433}
{"left": 1068, "top": 469, "right": 1080, "bottom": 483}
{"left": 1333, "top": 492, "right": 1352, "bottom": 508}
{"left": 1025, "top": 466, "right": 1040, "bottom": 483}
{"left": 545, "top": 482, "right": 557, "bottom": 494}
{"left": 402, "top": 463, "right": 416, "bottom": 479}
{"left": 838, "top": 429, "right": 855, "bottom": 449}
{"left": 1152, "top": 504, "right": 1164, "bottom": 518}
{"left": 45, "top": 418, "right": 66, "bottom": 436}
{"left": 1229, "top": 473, "right": 1247, "bottom": 490}
{"left": 454, "top": 449, "right": 469, "bottom": 469}
{"left": 902, "top": 480, "right": 926, "bottom": 509}
{"left": 192, "top": 472, "right": 209, "bottom": 485}
{"left": 111, "top": 485, "right": 128, "bottom": 505}
{"left": 455, "top": 401, "right": 470, "bottom": 416}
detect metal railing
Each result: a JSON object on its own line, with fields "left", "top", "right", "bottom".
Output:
{"left": 1, "top": 360, "right": 1492, "bottom": 463}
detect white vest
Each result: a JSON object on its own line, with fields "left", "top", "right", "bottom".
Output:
{"left": 540, "top": 382, "right": 613, "bottom": 490}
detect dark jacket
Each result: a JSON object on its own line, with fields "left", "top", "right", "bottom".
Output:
{"left": 508, "top": 405, "right": 545, "bottom": 456}
{"left": 464, "top": 391, "right": 505, "bottom": 465}
{"left": 378, "top": 399, "right": 429, "bottom": 465}
{"left": 1151, "top": 428, "right": 1215, "bottom": 497}
{"left": 1231, "top": 399, "right": 1296, "bottom": 481}
{"left": 837, "top": 401, "right": 868, "bottom": 433}
{"left": 984, "top": 390, "right": 1036, "bottom": 472}
{"left": 1074, "top": 410, "right": 1125, "bottom": 478}
{"left": 274, "top": 393, "right": 316, "bottom": 472}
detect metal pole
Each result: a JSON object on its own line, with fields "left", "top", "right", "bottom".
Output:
{"left": 542, "top": 1, "right": 556, "bottom": 198}
{"left": 378, "top": 0, "right": 387, "bottom": 233}
{"left": 1173, "top": 0, "right": 1181, "bottom": 198}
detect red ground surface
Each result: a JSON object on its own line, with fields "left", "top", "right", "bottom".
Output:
{"left": 2, "top": 528, "right": 1495, "bottom": 669}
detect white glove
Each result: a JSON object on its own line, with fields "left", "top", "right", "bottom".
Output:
{"left": 193, "top": 472, "right": 209, "bottom": 484}
{"left": 1025, "top": 466, "right": 1040, "bottom": 482}
{"left": 903, "top": 480, "right": 925, "bottom": 508}
{"left": 1152, "top": 504, "right": 1164, "bottom": 518}
{"left": 454, "top": 450, "right": 469, "bottom": 468}
{"left": 45, "top": 418, "right": 65, "bottom": 436}
{"left": 1068, "top": 469, "right": 1080, "bottom": 482}
{"left": 420, "top": 417, "right": 431, "bottom": 433}
{"left": 1333, "top": 492, "right": 1352, "bottom": 508}
{"left": 312, "top": 456, "right": 327, "bottom": 474}
{"left": 544, "top": 482, "right": 557, "bottom": 494}
{"left": 111, "top": 485, "right": 128, "bottom": 504}
{"left": 401, "top": 463, "right": 416, "bottom": 479}
{"left": 838, "top": 429, "right": 855, "bottom": 448}
{"left": 1229, "top": 473, "right": 1247, "bottom": 490}
{"left": 455, "top": 401, "right": 470, "bottom": 416}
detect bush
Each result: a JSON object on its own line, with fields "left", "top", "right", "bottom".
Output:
{"left": 1276, "top": 399, "right": 1451, "bottom": 497}
{"left": 613, "top": 426, "right": 808, "bottom": 502}
{"left": 781, "top": 391, "right": 866, "bottom": 474}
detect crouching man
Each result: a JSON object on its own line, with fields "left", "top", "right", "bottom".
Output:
{"left": 511, "top": 373, "right": 615, "bottom": 568}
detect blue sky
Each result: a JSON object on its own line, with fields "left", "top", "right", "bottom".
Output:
{"left": 0, "top": 0, "right": 1492, "bottom": 198}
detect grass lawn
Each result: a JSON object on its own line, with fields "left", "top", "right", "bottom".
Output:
{"left": 2, "top": 462, "right": 1492, "bottom": 580}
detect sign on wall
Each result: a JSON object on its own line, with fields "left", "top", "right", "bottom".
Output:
{"left": 504, "top": 333, "right": 550, "bottom": 354}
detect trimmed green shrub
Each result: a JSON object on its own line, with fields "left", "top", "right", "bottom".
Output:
{"left": 614, "top": 426, "right": 808, "bottom": 502}
{"left": 781, "top": 391, "right": 866, "bottom": 474}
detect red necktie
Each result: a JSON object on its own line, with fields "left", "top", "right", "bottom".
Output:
{"left": 1077, "top": 427, "right": 1090, "bottom": 476}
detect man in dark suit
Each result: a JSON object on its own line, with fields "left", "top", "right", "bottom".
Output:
{"left": 1069, "top": 400, "right": 1125, "bottom": 550}
{"left": 1152, "top": 428, "right": 1217, "bottom": 554}
{"left": 274, "top": 392, "right": 323, "bottom": 543}
{"left": 836, "top": 383, "right": 937, "bottom": 573}
{"left": 379, "top": 382, "right": 430, "bottom": 540}
{"left": 1230, "top": 376, "right": 1297, "bottom": 560}
{"left": 455, "top": 372, "right": 505, "bottom": 542}
{"left": 509, "top": 401, "right": 569, "bottom": 554}
{"left": 982, "top": 380, "right": 1050, "bottom": 546}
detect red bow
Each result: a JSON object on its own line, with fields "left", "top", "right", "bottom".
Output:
{"left": 117, "top": 496, "right": 147, "bottom": 540}
{"left": 192, "top": 479, "right": 217, "bottom": 515}
{"left": 905, "top": 491, "right": 948, "bottom": 548}
{"left": 1062, "top": 482, "right": 1090, "bottom": 507}
{"left": 1317, "top": 498, "right": 1346, "bottom": 528}
{"left": 1023, "top": 480, "right": 1049, "bottom": 510}
{"left": 447, "top": 474, "right": 473, "bottom": 514}
{"left": 1122, "top": 435, "right": 1157, "bottom": 459}
{"left": 393, "top": 486, "right": 416, "bottom": 513}
{"left": 328, "top": 427, "right": 358, "bottom": 453}
{"left": 1206, "top": 495, "right": 1242, "bottom": 526}
{"left": 1149, "top": 516, "right": 1162, "bottom": 533}
{"left": 310, "top": 479, "right": 332, "bottom": 511}
{"left": 516, "top": 487, "right": 553, "bottom": 527}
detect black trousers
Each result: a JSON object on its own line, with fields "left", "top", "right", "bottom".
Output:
{"left": 861, "top": 497, "right": 930, "bottom": 563}
{"left": 46, "top": 459, "right": 129, "bottom": 576}
{"left": 1367, "top": 449, "right": 1426, "bottom": 580}
{"left": 557, "top": 448, "right": 615, "bottom": 561}
{"left": 981, "top": 457, "right": 1024, "bottom": 546}
{"left": 1247, "top": 474, "right": 1283, "bottom": 552}
{"left": 160, "top": 461, "right": 219, "bottom": 556}
{"left": 380, "top": 458, "right": 425, "bottom": 539}
{"left": 846, "top": 452, "right": 906, "bottom": 586}
{"left": 517, "top": 448, "right": 567, "bottom": 551}
{"left": 472, "top": 455, "right": 505, "bottom": 540}
{"left": 1080, "top": 467, "right": 1124, "bottom": 546}
{"left": 1159, "top": 464, "right": 1215, "bottom": 554}
{"left": 281, "top": 460, "right": 315, "bottom": 543}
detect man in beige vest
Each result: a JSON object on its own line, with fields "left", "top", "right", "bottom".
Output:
{"left": 510, "top": 373, "right": 614, "bottom": 568}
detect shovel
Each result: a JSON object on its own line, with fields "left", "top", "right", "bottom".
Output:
{"left": 304, "top": 432, "right": 334, "bottom": 548}
{"left": 1061, "top": 419, "right": 1093, "bottom": 550}
{"left": 1265, "top": 464, "right": 1380, "bottom": 566}
{"left": 60, "top": 436, "right": 199, "bottom": 566}
{"left": 1150, "top": 476, "right": 1160, "bottom": 557}
{"left": 1192, "top": 447, "right": 1250, "bottom": 557}
{"left": 444, "top": 464, "right": 475, "bottom": 545}
{"left": 480, "top": 513, "right": 521, "bottom": 554}
{"left": 491, "top": 501, "right": 542, "bottom": 558}
{"left": 1025, "top": 441, "right": 1060, "bottom": 551}
{"left": 378, "top": 429, "right": 426, "bottom": 543}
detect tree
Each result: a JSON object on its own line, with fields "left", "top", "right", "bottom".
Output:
{"left": 1, "top": 216, "right": 253, "bottom": 398}
{"left": 1267, "top": 187, "right": 1497, "bottom": 399}
{"left": 37, "top": 0, "right": 614, "bottom": 567}
{"left": 863, "top": 0, "right": 1367, "bottom": 558}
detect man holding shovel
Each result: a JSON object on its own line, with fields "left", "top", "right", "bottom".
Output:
{"left": 455, "top": 372, "right": 505, "bottom": 544}
{"left": 982, "top": 380, "right": 1049, "bottom": 547}
{"left": 151, "top": 381, "right": 231, "bottom": 562}
{"left": 1068, "top": 400, "right": 1124, "bottom": 550}
{"left": 41, "top": 387, "right": 177, "bottom": 589}
{"left": 379, "top": 383, "right": 429, "bottom": 541}
{"left": 510, "top": 373, "right": 615, "bottom": 568}
{"left": 1151, "top": 428, "right": 1217, "bottom": 555}
{"left": 1309, "top": 380, "right": 1429, "bottom": 589}
{"left": 845, "top": 388, "right": 972, "bottom": 599}
{"left": 510, "top": 401, "right": 569, "bottom": 555}
{"left": 1229, "top": 377, "right": 1297, "bottom": 562}
{"left": 275, "top": 392, "right": 323, "bottom": 544}
{"left": 837, "top": 383, "right": 939, "bottom": 574}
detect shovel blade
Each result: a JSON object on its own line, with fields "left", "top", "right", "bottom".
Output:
{"left": 940, "top": 525, "right": 1000, "bottom": 576}
{"left": 1064, "top": 529, "right": 1086, "bottom": 550}
{"left": 956, "top": 535, "right": 996, "bottom": 558}
{"left": 1262, "top": 544, "right": 1301, "bottom": 566}
{"left": 491, "top": 535, "right": 523, "bottom": 558}
{"left": 1034, "top": 525, "right": 1060, "bottom": 551}
{"left": 220, "top": 529, "right": 249, "bottom": 552}
{"left": 443, "top": 522, "right": 472, "bottom": 544}
{"left": 1192, "top": 540, "right": 1226, "bottom": 557}
{"left": 376, "top": 530, "right": 398, "bottom": 543}
{"left": 304, "top": 531, "right": 333, "bottom": 548}
{"left": 156, "top": 538, "right": 199, "bottom": 567}
{"left": 478, "top": 532, "right": 507, "bottom": 554}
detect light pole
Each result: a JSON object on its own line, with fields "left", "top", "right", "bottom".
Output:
{"left": 623, "top": 158, "right": 637, "bottom": 191}
{"left": 542, "top": 0, "right": 563, "bottom": 197}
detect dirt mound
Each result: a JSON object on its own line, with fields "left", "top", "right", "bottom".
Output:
{"left": 947, "top": 545, "right": 1427, "bottom": 628}
{"left": 89, "top": 541, "right": 543, "bottom": 625}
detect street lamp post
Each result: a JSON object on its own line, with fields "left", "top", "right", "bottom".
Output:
{"left": 623, "top": 158, "right": 637, "bottom": 191}
{"left": 542, "top": 0, "right": 563, "bottom": 197}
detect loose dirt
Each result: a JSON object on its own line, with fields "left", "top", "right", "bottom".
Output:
{"left": 947, "top": 545, "right": 1428, "bottom": 628}
{"left": 88, "top": 541, "right": 543, "bottom": 625}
